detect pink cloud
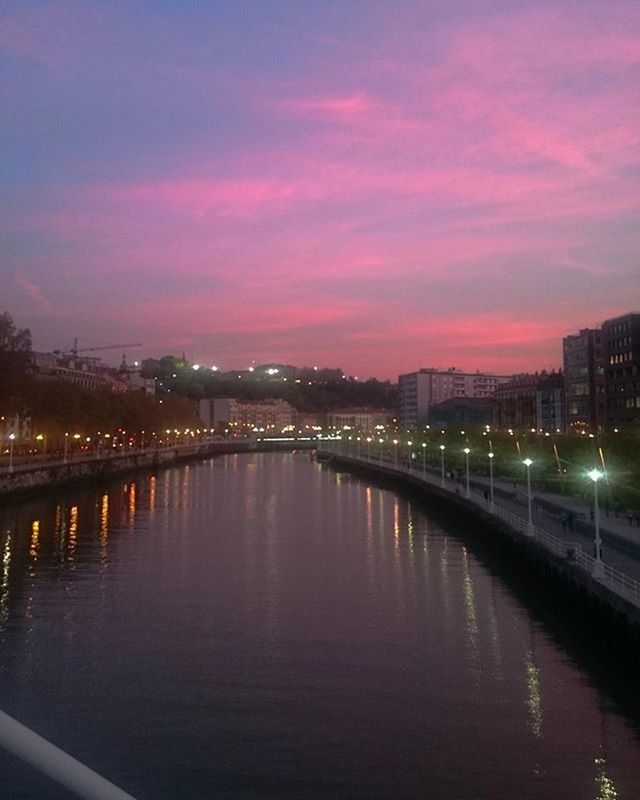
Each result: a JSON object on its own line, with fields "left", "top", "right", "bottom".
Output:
{"left": 15, "top": 277, "right": 53, "bottom": 313}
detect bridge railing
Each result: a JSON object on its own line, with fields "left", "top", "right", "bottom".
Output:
{"left": 319, "top": 443, "right": 640, "bottom": 610}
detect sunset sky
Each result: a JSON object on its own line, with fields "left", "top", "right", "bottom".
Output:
{"left": 1, "top": 1, "right": 639, "bottom": 379}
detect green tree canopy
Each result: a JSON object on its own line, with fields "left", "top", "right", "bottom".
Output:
{"left": 0, "top": 311, "right": 32, "bottom": 413}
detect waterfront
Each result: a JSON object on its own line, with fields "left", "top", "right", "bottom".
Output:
{"left": 1, "top": 453, "right": 639, "bottom": 799}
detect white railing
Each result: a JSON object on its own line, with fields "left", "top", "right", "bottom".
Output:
{"left": 320, "top": 444, "right": 640, "bottom": 610}
{"left": 0, "top": 709, "right": 137, "bottom": 800}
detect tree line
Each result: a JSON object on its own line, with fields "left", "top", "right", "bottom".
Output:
{"left": 0, "top": 312, "right": 198, "bottom": 442}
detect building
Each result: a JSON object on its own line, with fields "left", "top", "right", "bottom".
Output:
{"left": 495, "top": 371, "right": 566, "bottom": 432}
{"left": 535, "top": 371, "right": 565, "bottom": 432}
{"left": 601, "top": 312, "right": 640, "bottom": 429}
{"left": 399, "top": 368, "right": 512, "bottom": 427}
{"left": 428, "top": 397, "right": 496, "bottom": 429}
{"left": 562, "top": 328, "right": 603, "bottom": 433}
{"left": 495, "top": 374, "right": 539, "bottom": 430}
{"left": 199, "top": 398, "right": 296, "bottom": 433}
{"left": 326, "top": 408, "right": 394, "bottom": 434}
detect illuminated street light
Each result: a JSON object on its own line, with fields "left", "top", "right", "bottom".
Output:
{"left": 523, "top": 458, "right": 534, "bottom": 536}
{"left": 421, "top": 442, "right": 427, "bottom": 474}
{"left": 488, "top": 452, "right": 495, "bottom": 513}
{"left": 588, "top": 468, "right": 605, "bottom": 579}
{"left": 8, "top": 433, "right": 15, "bottom": 474}
{"left": 463, "top": 447, "right": 471, "bottom": 499}
{"left": 440, "top": 444, "right": 446, "bottom": 487}
{"left": 63, "top": 432, "right": 69, "bottom": 463}
{"left": 393, "top": 439, "right": 399, "bottom": 468}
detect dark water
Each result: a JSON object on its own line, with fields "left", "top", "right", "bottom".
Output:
{"left": 0, "top": 452, "right": 639, "bottom": 799}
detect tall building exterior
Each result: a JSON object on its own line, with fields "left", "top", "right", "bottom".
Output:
{"left": 535, "top": 371, "right": 565, "bottom": 432}
{"left": 601, "top": 313, "right": 640, "bottom": 428}
{"left": 494, "top": 374, "right": 539, "bottom": 430}
{"left": 494, "top": 371, "right": 565, "bottom": 431}
{"left": 398, "top": 368, "right": 512, "bottom": 427}
{"left": 562, "top": 328, "right": 603, "bottom": 433}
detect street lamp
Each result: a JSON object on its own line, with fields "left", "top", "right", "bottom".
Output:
{"left": 393, "top": 439, "right": 398, "bottom": 468}
{"left": 421, "top": 442, "right": 427, "bottom": 474}
{"left": 8, "top": 433, "right": 15, "bottom": 474}
{"left": 488, "top": 452, "right": 495, "bottom": 513}
{"left": 407, "top": 440, "right": 413, "bottom": 469}
{"left": 588, "top": 468, "right": 605, "bottom": 579}
{"left": 440, "top": 444, "right": 446, "bottom": 487}
{"left": 378, "top": 438, "right": 384, "bottom": 464}
{"left": 63, "top": 432, "right": 69, "bottom": 463}
{"left": 463, "top": 447, "right": 471, "bottom": 499}
{"left": 523, "top": 458, "right": 534, "bottom": 536}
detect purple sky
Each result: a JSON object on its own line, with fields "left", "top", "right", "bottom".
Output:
{"left": 1, "top": 1, "right": 639, "bottom": 379}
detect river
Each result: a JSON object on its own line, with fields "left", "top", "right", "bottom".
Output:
{"left": 0, "top": 452, "right": 639, "bottom": 799}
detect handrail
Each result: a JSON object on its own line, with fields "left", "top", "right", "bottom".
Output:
{"left": 0, "top": 708, "right": 138, "bottom": 800}
{"left": 320, "top": 445, "right": 640, "bottom": 610}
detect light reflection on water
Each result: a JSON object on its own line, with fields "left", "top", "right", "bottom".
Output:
{"left": 0, "top": 452, "right": 637, "bottom": 799}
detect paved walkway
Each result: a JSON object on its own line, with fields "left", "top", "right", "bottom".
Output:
{"left": 342, "top": 452, "right": 640, "bottom": 584}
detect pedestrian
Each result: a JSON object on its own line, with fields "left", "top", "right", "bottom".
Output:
{"left": 628, "top": 512, "right": 634, "bottom": 527}
{"left": 483, "top": 489, "right": 489, "bottom": 503}
{"left": 560, "top": 511, "right": 568, "bottom": 533}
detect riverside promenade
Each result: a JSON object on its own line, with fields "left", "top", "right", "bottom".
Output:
{"left": 317, "top": 440, "right": 640, "bottom": 631}
{"left": 0, "top": 437, "right": 315, "bottom": 500}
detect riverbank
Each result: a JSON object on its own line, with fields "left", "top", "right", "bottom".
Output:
{"left": 0, "top": 438, "right": 316, "bottom": 503}
{"left": 317, "top": 446, "right": 640, "bottom": 646}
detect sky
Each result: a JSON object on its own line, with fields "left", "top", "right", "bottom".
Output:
{"left": 1, "top": 0, "right": 639, "bottom": 379}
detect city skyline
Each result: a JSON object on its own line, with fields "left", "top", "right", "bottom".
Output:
{"left": 2, "top": 1, "right": 639, "bottom": 379}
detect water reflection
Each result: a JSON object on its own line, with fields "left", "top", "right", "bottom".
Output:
{"left": 594, "top": 756, "right": 619, "bottom": 799}
{"left": 525, "top": 649, "right": 543, "bottom": 738}
{"left": 0, "top": 533, "right": 10, "bottom": 631}
{"left": 0, "top": 455, "right": 638, "bottom": 800}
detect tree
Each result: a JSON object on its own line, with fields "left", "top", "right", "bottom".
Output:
{"left": 0, "top": 311, "right": 32, "bottom": 413}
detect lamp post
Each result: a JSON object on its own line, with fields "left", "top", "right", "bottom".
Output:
{"left": 407, "top": 440, "right": 412, "bottom": 469}
{"left": 440, "top": 444, "right": 446, "bottom": 487}
{"left": 588, "top": 468, "right": 605, "bottom": 579}
{"left": 422, "top": 442, "right": 427, "bottom": 474}
{"left": 488, "top": 452, "right": 495, "bottom": 513}
{"left": 8, "top": 433, "right": 15, "bottom": 474}
{"left": 463, "top": 447, "right": 471, "bottom": 499}
{"left": 378, "top": 438, "right": 384, "bottom": 465}
{"left": 523, "top": 458, "right": 534, "bottom": 536}
{"left": 366, "top": 437, "right": 372, "bottom": 462}
{"left": 393, "top": 439, "right": 398, "bottom": 468}
{"left": 63, "top": 432, "right": 69, "bottom": 463}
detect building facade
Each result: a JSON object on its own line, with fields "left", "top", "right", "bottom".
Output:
{"left": 398, "top": 368, "right": 512, "bottom": 427}
{"left": 562, "top": 328, "right": 603, "bottom": 433}
{"left": 326, "top": 408, "right": 393, "bottom": 433}
{"left": 494, "top": 374, "right": 539, "bottom": 430}
{"left": 428, "top": 397, "right": 496, "bottom": 429}
{"left": 535, "top": 371, "right": 565, "bottom": 432}
{"left": 199, "top": 398, "right": 296, "bottom": 433}
{"left": 601, "top": 313, "right": 640, "bottom": 429}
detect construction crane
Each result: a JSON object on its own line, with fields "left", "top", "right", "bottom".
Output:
{"left": 54, "top": 339, "right": 143, "bottom": 357}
